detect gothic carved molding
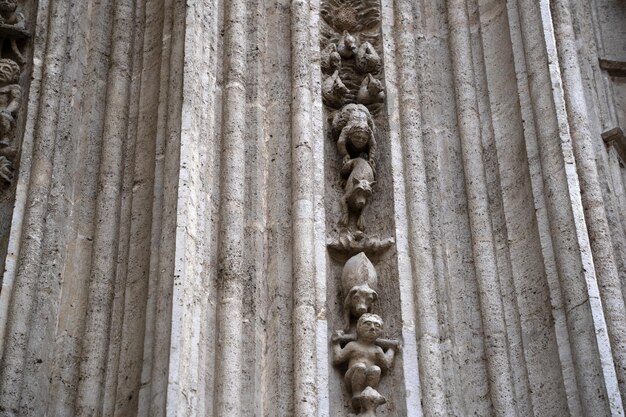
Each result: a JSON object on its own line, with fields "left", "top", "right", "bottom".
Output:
{"left": 320, "top": 1, "right": 398, "bottom": 415}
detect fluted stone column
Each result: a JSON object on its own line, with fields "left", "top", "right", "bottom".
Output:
{"left": 0, "top": 0, "right": 625, "bottom": 416}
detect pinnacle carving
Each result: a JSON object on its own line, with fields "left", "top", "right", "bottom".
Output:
{"left": 320, "top": 1, "right": 398, "bottom": 415}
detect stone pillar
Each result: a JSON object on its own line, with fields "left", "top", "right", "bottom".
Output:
{"left": 0, "top": 0, "right": 625, "bottom": 416}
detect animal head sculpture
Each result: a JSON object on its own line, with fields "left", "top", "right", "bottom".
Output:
{"left": 357, "top": 73, "right": 385, "bottom": 106}
{"left": 323, "top": 70, "right": 349, "bottom": 108}
{"left": 347, "top": 177, "right": 373, "bottom": 210}
{"left": 341, "top": 252, "right": 378, "bottom": 330}
{"left": 321, "top": 43, "right": 342, "bottom": 74}
{"left": 338, "top": 30, "right": 358, "bottom": 59}
{"left": 356, "top": 41, "right": 381, "bottom": 73}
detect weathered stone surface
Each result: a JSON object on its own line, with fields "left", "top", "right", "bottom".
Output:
{"left": 0, "top": 0, "right": 625, "bottom": 416}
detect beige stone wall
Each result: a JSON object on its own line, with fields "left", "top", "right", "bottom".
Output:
{"left": 0, "top": 0, "right": 625, "bottom": 416}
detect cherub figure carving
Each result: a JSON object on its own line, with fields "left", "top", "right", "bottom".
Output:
{"left": 340, "top": 157, "right": 375, "bottom": 231}
{"left": 332, "top": 314, "right": 396, "bottom": 413}
{"left": 0, "top": 0, "right": 24, "bottom": 27}
{"left": 323, "top": 70, "right": 349, "bottom": 108}
{"left": 321, "top": 43, "right": 342, "bottom": 74}
{"left": 331, "top": 103, "right": 376, "bottom": 169}
{"left": 338, "top": 30, "right": 358, "bottom": 59}
{"left": 357, "top": 74, "right": 385, "bottom": 106}
{"left": 355, "top": 42, "right": 381, "bottom": 74}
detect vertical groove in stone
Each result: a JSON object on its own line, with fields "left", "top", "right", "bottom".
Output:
{"left": 411, "top": 0, "right": 493, "bottom": 411}
{"left": 143, "top": 0, "right": 185, "bottom": 414}
{"left": 134, "top": 0, "right": 168, "bottom": 415}
{"left": 551, "top": 0, "right": 626, "bottom": 405}
{"left": 75, "top": 0, "right": 136, "bottom": 413}
{"left": 515, "top": 0, "right": 619, "bottom": 413}
{"left": 585, "top": 0, "right": 620, "bottom": 130}
{"left": 0, "top": 0, "right": 71, "bottom": 412}
{"left": 45, "top": 0, "right": 115, "bottom": 412}
{"left": 390, "top": 0, "right": 446, "bottom": 415}
{"left": 0, "top": 0, "right": 49, "bottom": 356}
{"left": 290, "top": 1, "right": 318, "bottom": 416}
{"left": 144, "top": 0, "right": 182, "bottom": 415}
{"left": 471, "top": 32, "right": 535, "bottom": 417}
{"left": 261, "top": 3, "right": 294, "bottom": 416}
{"left": 213, "top": 0, "right": 247, "bottom": 414}
{"left": 16, "top": 0, "right": 92, "bottom": 413}
{"left": 105, "top": 0, "right": 149, "bottom": 413}
{"left": 446, "top": 0, "right": 517, "bottom": 413}
{"left": 570, "top": 0, "right": 626, "bottom": 344}
{"left": 242, "top": 0, "right": 268, "bottom": 414}
{"left": 476, "top": 0, "right": 571, "bottom": 413}
{"left": 171, "top": 0, "right": 222, "bottom": 415}
{"left": 162, "top": 0, "right": 201, "bottom": 412}
{"left": 469, "top": 0, "right": 544, "bottom": 413}
{"left": 505, "top": 0, "right": 583, "bottom": 413}
{"left": 102, "top": 0, "right": 147, "bottom": 409}
{"left": 309, "top": 0, "right": 330, "bottom": 415}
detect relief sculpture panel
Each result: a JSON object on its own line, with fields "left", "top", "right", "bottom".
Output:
{"left": 0, "top": 0, "right": 29, "bottom": 188}
{"left": 320, "top": 1, "right": 401, "bottom": 415}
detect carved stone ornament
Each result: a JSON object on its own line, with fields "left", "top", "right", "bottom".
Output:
{"left": 341, "top": 252, "right": 378, "bottom": 331}
{"left": 331, "top": 254, "right": 399, "bottom": 416}
{"left": 321, "top": 1, "right": 399, "bottom": 415}
{"left": 0, "top": 0, "right": 29, "bottom": 188}
{"left": 326, "top": 230, "right": 395, "bottom": 262}
{"left": 320, "top": 0, "right": 381, "bottom": 34}
{"left": 332, "top": 314, "right": 397, "bottom": 415}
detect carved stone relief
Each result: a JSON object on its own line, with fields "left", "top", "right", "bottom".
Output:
{"left": 320, "top": 1, "right": 399, "bottom": 415}
{"left": 331, "top": 253, "right": 399, "bottom": 416}
{"left": 320, "top": 0, "right": 393, "bottom": 258}
{"left": 0, "top": 0, "right": 28, "bottom": 187}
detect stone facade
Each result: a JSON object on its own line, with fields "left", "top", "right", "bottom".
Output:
{"left": 0, "top": 0, "right": 625, "bottom": 416}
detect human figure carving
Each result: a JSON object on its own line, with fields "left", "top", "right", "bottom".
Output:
{"left": 323, "top": 70, "right": 349, "bottom": 108}
{"left": 331, "top": 103, "right": 376, "bottom": 169}
{"left": 355, "top": 42, "right": 381, "bottom": 74}
{"left": 357, "top": 73, "right": 385, "bottom": 106}
{"left": 338, "top": 30, "right": 357, "bottom": 59}
{"left": 340, "top": 157, "right": 375, "bottom": 231}
{"left": 0, "top": 83, "right": 21, "bottom": 142}
{"left": 0, "top": 58, "right": 19, "bottom": 83}
{"left": 332, "top": 314, "right": 396, "bottom": 403}
{"left": 321, "top": 43, "right": 342, "bottom": 74}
